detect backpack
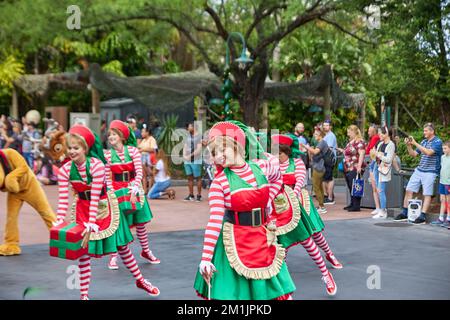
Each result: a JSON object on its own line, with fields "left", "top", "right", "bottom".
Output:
{"left": 323, "top": 147, "right": 336, "bottom": 167}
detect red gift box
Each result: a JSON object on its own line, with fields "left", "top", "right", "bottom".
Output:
{"left": 49, "top": 222, "right": 88, "bottom": 260}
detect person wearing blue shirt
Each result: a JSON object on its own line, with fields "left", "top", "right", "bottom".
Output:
{"left": 322, "top": 120, "right": 337, "bottom": 204}
{"left": 395, "top": 123, "right": 443, "bottom": 224}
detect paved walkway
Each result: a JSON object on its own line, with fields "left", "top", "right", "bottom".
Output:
{"left": 0, "top": 185, "right": 372, "bottom": 246}
{"left": 1, "top": 218, "right": 449, "bottom": 300}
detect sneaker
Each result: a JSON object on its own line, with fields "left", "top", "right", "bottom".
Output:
{"left": 431, "top": 219, "right": 444, "bottom": 226}
{"left": 141, "top": 251, "right": 161, "bottom": 264}
{"left": 324, "top": 198, "right": 335, "bottom": 205}
{"left": 412, "top": 216, "right": 426, "bottom": 225}
{"left": 80, "top": 294, "right": 89, "bottom": 300}
{"left": 371, "top": 209, "right": 380, "bottom": 215}
{"left": 322, "top": 271, "right": 337, "bottom": 296}
{"left": 326, "top": 253, "right": 343, "bottom": 269}
{"left": 196, "top": 195, "right": 202, "bottom": 202}
{"left": 394, "top": 213, "right": 408, "bottom": 221}
{"left": 372, "top": 210, "right": 387, "bottom": 219}
{"left": 317, "top": 207, "right": 327, "bottom": 214}
{"left": 136, "top": 278, "right": 160, "bottom": 297}
{"left": 108, "top": 255, "right": 119, "bottom": 270}
{"left": 183, "top": 195, "right": 195, "bottom": 201}
{"left": 441, "top": 220, "right": 450, "bottom": 228}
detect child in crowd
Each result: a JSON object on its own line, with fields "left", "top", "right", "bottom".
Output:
{"left": 432, "top": 141, "right": 450, "bottom": 228}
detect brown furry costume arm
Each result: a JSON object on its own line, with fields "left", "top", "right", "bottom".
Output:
{"left": 3, "top": 149, "right": 32, "bottom": 193}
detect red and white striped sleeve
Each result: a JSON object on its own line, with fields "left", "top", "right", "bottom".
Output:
{"left": 56, "top": 162, "right": 72, "bottom": 220}
{"left": 129, "top": 146, "right": 143, "bottom": 187}
{"left": 294, "top": 158, "right": 307, "bottom": 196}
{"left": 255, "top": 154, "right": 282, "bottom": 204}
{"left": 104, "top": 150, "right": 113, "bottom": 191}
{"left": 201, "top": 174, "right": 226, "bottom": 262}
{"left": 87, "top": 158, "right": 106, "bottom": 223}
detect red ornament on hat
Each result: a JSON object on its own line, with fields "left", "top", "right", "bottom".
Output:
{"left": 69, "top": 125, "right": 95, "bottom": 149}
{"left": 110, "top": 120, "right": 130, "bottom": 140}
{"left": 271, "top": 134, "right": 293, "bottom": 146}
{"left": 209, "top": 121, "right": 246, "bottom": 148}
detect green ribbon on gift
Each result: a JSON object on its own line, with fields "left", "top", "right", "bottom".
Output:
{"left": 50, "top": 222, "right": 82, "bottom": 259}
{"left": 115, "top": 187, "right": 142, "bottom": 214}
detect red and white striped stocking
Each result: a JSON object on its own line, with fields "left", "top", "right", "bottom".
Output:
{"left": 312, "top": 232, "right": 333, "bottom": 256}
{"left": 300, "top": 237, "right": 329, "bottom": 277}
{"left": 135, "top": 224, "right": 150, "bottom": 254}
{"left": 78, "top": 255, "right": 91, "bottom": 296}
{"left": 117, "top": 245, "right": 143, "bottom": 281}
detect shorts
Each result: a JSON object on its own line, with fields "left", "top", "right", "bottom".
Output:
{"left": 141, "top": 153, "right": 151, "bottom": 166}
{"left": 406, "top": 169, "right": 437, "bottom": 196}
{"left": 323, "top": 164, "right": 333, "bottom": 182}
{"left": 439, "top": 183, "right": 450, "bottom": 195}
{"left": 184, "top": 163, "right": 202, "bottom": 178}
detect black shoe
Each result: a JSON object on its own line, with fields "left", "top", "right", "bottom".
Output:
{"left": 184, "top": 195, "right": 195, "bottom": 201}
{"left": 347, "top": 207, "right": 361, "bottom": 212}
{"left": 196, "top": 195, "right": 202, "bottom": 202}
{"left": 412, "top": 216, "right": 426, "bottom": 225}
{"left": 394, "top": 213, "right": 408, "bottom": 221}
{"left": 344, "top": 205, "right": 352, "bottom": 210}
{"left": 324, "top": 198, "right": 336, "bottom": 205}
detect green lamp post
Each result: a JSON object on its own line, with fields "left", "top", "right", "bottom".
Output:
{"left": 211, "top": 32, "right": 253, "bottom": 120}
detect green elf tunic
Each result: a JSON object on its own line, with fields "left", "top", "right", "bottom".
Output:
{"left": 68, "top": 158, "right": 134, "bottom": 257}
{"left": 273, "top": 158, "right": 315, "bottom": 249}
{"left": 108, "top": 146, "right": 153, "bottom": 227}
{"left": 194, "top": 162, "right": 296, "bottom": 300}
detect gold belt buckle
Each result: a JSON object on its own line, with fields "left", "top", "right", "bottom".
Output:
{"left": 123, "top": 171, "right": 130, "bottom": 181}
{"left": 251, "top": 208, "right": 262, "bottom": 227}
{"left": 84, "top": 190, "right": 90, "bottom": 199}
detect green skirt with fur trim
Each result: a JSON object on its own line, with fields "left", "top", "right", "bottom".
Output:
{"left": 88, "top": 209, "right": 134, "bottom": 257}
{"left": 277, "top": 204, "right": 315, "bottom": 249}
{"left": 194, "top": 230, "right": 296, "bottom": 300}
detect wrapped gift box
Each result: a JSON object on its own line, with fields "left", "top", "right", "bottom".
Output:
{"left": 49, "top": 222, "right": 88, "bottom": 260}
{"left": 115, "top": 187, "right": 142, "bottom": 215}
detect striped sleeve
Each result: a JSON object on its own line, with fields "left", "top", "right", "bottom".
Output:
{"left": 255, "top": 154, "right": 282, "bottom": 204}
{"left": 201, "top": 175, "right": 226, "bottom": 262}
{"left": 88, "top": 158, "right": 106, "bottom": 223}
{"left": 130, "top": 146, "right": 143, "bottom": 187}
{"left": 294, "top": 158, "right": 307, "bottom": 196}
{"left": 104, "top": 150, "right": 113, "bottom": 191}
{"left": 56, "top": 162, "right": 71, "bottom": 220}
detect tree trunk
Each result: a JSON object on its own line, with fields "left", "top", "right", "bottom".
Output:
{"left": 234, "top": 56, "right": 269, "bottom": 129}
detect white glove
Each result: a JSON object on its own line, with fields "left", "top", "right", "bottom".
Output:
{"left": 52, "top": 218, "right": 65, "bottom": 227}
{"left": 199, "top": 261, "right": 216, "bottom": 275}
{"left": 130, "top": 184, "right": 140, "bottom": 196}
{"left": 83, "top": 222, "right": 100, "bottom": 233}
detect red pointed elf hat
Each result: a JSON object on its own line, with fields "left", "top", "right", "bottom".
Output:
{"left": 209, "top": 121, "right": 246, "bottom": 148}
{"left": 271, "top": 134, "right": 293, "bottom": 146}
{"left": 109, "top": 120, "right": 130, "bottom": 140}
{"left": 69, "top": 125, "right": 95, "bottom": 149}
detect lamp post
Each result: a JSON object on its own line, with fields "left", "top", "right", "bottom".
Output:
{"left": 210, "top": 32, "right": 253, "bottom": 120}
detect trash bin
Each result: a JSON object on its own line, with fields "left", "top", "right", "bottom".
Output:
{"left": 347, "top": 168, "right": 408, "bottom": 209}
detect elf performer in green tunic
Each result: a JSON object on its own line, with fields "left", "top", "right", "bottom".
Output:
{"left": 194, "top": 121, "right": 296, "bottom": 300}
{"left": 270, "top": 134, "right": 342, "bottom": 296}
{"left": 105, "top": 120, "right": 160, "bottom": 270}
{"left": 54, "top": 124, "right": 160, "bottom": 300}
